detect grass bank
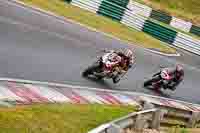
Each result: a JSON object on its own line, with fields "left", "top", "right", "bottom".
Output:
{"left": 0, "top": 103, "right": 136, "bottom": 133}
{"left": 136, "top": 0, "right": 200, "bottom": 25}
{"left": 20, "top": 0, "right": 176, "bottom": 54}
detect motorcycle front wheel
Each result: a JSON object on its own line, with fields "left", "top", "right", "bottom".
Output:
{"left": 82, "top": 68, "right": 91, "bottom": 77}
{"left": 144, "top": 79, "right": 152, "bottom": 87}
{"left": 144, "top": 76, "right": 160, "bottom": 87}
{"left": 112, "top": 76, "right": 120, "bottom": 84}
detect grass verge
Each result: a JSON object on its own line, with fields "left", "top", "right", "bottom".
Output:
{"left": 136, "top": 0, "right": 200, "bottom": 26}
{"left": 20, "top": 0, "right": 176, "bottom": 54}
{"left": 0, "top": 103, "right": 136, "bottom": 133}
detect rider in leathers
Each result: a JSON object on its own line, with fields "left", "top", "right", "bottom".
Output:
{"left": 103, "top": 48, "right": 135, "bottom": 77}
{"left": 155, "top": 65, "right": 184, "bottom": 90}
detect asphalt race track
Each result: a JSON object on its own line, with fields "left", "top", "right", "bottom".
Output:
{"left": 0, "top": 0, "right": 200, "bottom": 103}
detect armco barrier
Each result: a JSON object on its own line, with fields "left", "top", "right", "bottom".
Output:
{"left": 170, "top": 17, "right": 192, "bottom": 33}
{"left": 70, "top": 0, "right": 200, "bottom": 55}
{"left": 88, "top": 109, "right": 159, "bottom": 133}
{"left": 108, "top": 0, "right": 129, "bottom": 8}
{"left": 190, "top": 25, "right": 200, "bottom": 36}
{"left": 121, "top": 9, "right": 147, "bottom": 31}
{"left": 153, "top": 102, "right": 200, "bottom": 128}
{"left": 71, "top": 0, "right": 200, "bottom": 38}
{"left": 127, "top": 1, "right": 152, "bottom": 17}
{"left": 113, "top": 109, "right": 161, "bottom": 130}
{"left": 88, "top": 107, "right": 200, "bottom": 133}
{"left": 142, "top": 20, "right": 177, "bottom": 44}
{"left": 97, "top": 0, "right": 127, "bottom": 21}
{"left": 71, "top": 0, "right": 101, "bottom": 13}
{"left": 136, "top": 1, "right": 200, "bottom": 37}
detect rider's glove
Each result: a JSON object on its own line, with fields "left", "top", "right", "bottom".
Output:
{"left": 121, "top": 70, "right": 127, "bottom": 74}
{"left": 128, "top": 64, "right": 132, "bottom": 68}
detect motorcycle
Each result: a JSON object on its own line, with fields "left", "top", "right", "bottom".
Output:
{"left": 144, "top": 69, "right": 176, "bottom": 91}
{"left": 82, "top": 52, "right": 122, "bottom": 84}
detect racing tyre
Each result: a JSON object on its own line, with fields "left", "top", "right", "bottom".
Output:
{"left": 82, "top": 67, "right": 93, "bottom": 77}
{"left": 112, "top": 76, "right": 120, "bottom": 84}
{"left": 82, "top": 62, "right": 100, "bottom": 77}
{"left": 144, "top": 79, "right": 152, "bottom": 87}
{"left": 144, "top": 75, "right": 161, "bottom": 87}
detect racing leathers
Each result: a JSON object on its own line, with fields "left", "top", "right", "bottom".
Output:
{"left": 156, "top": 67, "right": 184, "bottom": 90}
{"left": 102, "top": 49, "right": 135, "bottom": 77}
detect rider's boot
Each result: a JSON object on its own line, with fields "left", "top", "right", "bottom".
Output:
{"left": 111, "top": 70, "right": 120, "bottom": 84}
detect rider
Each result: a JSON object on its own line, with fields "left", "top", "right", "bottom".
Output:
{"left": 102, "top": 48, "right": 135, "bottom": 77}
{"left": 162, "top": 64, "right": 184, "bottom": 90}
{"left": 104, "top": 48, "right": 135, "bottom": 78}
{"left": 115, "top": 48, "right": 135, "bottom": 73}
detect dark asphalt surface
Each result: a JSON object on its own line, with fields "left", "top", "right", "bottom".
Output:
{"left": 1, "top": 0, "right": 200, "bottom": 103}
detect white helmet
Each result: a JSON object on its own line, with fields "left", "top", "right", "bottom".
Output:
{"left": 123, "top": 48, "right": 133, "bottom": 58}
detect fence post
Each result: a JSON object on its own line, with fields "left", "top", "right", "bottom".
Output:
{"left": 134, "top": 114, "right": 147, "bottom": 132}
{"left": 150, "top": 109, "right": 163, "bottom": 129}
{"left": 187, "top": 111, "right": 200, "bottom": 128}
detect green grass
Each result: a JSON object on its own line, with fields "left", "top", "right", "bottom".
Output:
{"left": 136, "top": 0, "right": 200, "bottom": 25}
{"left": 20, "top": 0, "right": 176, "bottom": 54}
{"left": 0, "top": 103, "right": 136, "bottom": 133}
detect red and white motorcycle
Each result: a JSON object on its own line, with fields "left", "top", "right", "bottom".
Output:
{"left": 144, "top": 68, "right": 175, "bottom": 91}
{"left": 82, "top": 51, "right": 122, "bottom": 83}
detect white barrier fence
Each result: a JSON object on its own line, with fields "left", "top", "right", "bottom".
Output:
{"left": 173, "top": 32, "right": 200, "bottom": 55}
{"left": 170, "top": 17, "right": 192, "bottom": 33}
{"left": 71, "top": 0, "right": 102, "bottom": 13}
{"left": 71, "top": 0, "right": 200, "bottom": 55}
{"left": 121, "top": 9, "right": 147, "bottom": 31}
{"left": 127, "top": 0, "right": 152, "bottom": 18}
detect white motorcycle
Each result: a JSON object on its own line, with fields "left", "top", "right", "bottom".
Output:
{"left": 82, "top": 51, "right": 122, "bottom": 83}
